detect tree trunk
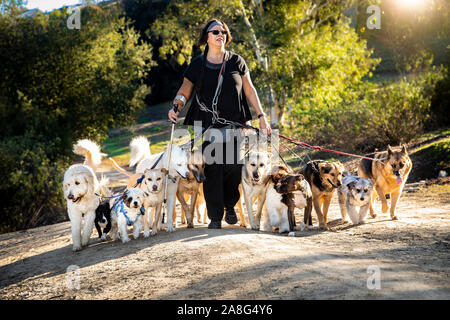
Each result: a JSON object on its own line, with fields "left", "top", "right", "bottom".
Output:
{"left": 239, "top": 1, "right": 280, "bottom": 128}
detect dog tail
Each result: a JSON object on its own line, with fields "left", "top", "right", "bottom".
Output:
{"left": 129, "top": 136, "right": 151, "bottom": 167}
{"left": 108, "top": 157, "right": 133, "bottom": 177}
{"left": 73, "top": 139, "right": 106, "bottom": 172}
{"left": 98, "top": 175, "right": 112, "bottom": 197}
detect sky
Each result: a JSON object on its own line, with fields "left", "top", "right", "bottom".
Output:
{"left": 25, "top": 1, "right": 83, "bottom": 12}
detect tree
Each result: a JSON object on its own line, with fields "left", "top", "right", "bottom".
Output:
{"left": 0, "top": 0, "right": 27, "bottom": 16}
{"left": 354, "top": 0, "right": 450, "bottom": 74}
{"left": 151, "top": 0, "right": 377, "bottom": 128}
{"left": 0, "top": 3, "right": 154, "bottom": 232}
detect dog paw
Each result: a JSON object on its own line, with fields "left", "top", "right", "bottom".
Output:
{"left": 151, "top": 230, "right": 157, "bottom": 236}
{"left": 250, "top": 222, "right": 260, "bottom": 230}
{"left": 72, "top": 245, "right": 82, "bottom": 252}
{"left": 370, "top": 212, "right": 377, "bottom": 218}
{"left": 121, "top": 237, "right": 130, "bottom": 243}
{"left": 319, "top": 225, "right": 328, "bottom": 231}
{"left": 187, "top": 222, "right": 194, "bottom": 228}
{"left": 359, "top": 220, "right": 366, "bottom": 225}
{"left": 166, "top": 224, "right": 176, "bottom": 233}
{"left": 288, "top": 232, "right": 295, "bottom": 237}
{"left": 143, "top": 230, "right": 150, "bottom": 238}
{"left": 100, "top": 234, "right": 107, "bottom": 241}
{"left": 391, "top": 215, "right": 398, "bottom": 221}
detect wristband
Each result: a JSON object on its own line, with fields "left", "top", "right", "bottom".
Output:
{"left": 174, "top": 94, "right": 186, "bottom": 105}
{"left": 257, "top": 113, "right": 266, "bottom": 119}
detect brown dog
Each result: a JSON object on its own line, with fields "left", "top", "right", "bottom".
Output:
{"left": 274, "top": 172, "right": 312, "bottom": 232}
{"left": 172, "top": 151, "right": 206, "bottom": 228}
{"left": 303, "top": 160, "right": 345, "bottom": 230}
{"left": 358, "top": 145, "right": 412, "bottom": 220}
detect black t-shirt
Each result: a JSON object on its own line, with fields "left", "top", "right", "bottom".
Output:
{"left": 183, "top": 51, "right": 253, "bottom": 128}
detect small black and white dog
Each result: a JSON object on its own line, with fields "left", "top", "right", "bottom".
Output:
{"left": 95, "top": 200, "right": 112, "bottom": 240}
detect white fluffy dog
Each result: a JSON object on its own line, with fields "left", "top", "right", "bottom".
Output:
{"left": 110, "top": 188, "right": 146, "bottom": 243}
{"left": 129, "top": 136, "right": 190, "bottom": 233}
{"left": 63, "top": 139, "right": 106, "bottom": 251}
{"left": 337, "top": 174, "right": 374, "bottom": 225}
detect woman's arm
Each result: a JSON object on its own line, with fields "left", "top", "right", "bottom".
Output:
{"left": 168, "top": 77, "right": 195, "bottom": 123}
{"left": 242, "top": 72, "right": 271, "bottom": 134}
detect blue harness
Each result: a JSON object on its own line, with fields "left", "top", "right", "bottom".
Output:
{"left": 112, "top": 199, "right": 145, "bottom": 226}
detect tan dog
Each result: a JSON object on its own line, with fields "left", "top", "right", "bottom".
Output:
{"left": 303, "top": 160, "right": 345, "bottom": 230}
{"left": 241, "top": 151, "right": 273, "bottom": 230}
{"left": 139, "top": 168, "right": 168, "bottom": 237}
{"left": 172, "top": 151, "right": 206, "bottom": 228}
{"left": 358, "top": 145, "right": 412, "bottom": 220}
{"left": 109, "top": 157, "right": 168, "bottom": 236}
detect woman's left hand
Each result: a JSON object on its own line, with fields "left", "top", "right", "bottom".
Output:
{"left": 259, "top": 116, "right": 272, "bottom": 135}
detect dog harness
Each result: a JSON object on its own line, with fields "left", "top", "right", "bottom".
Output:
{"left": 112, "top": 199, "right": 145, "bottom": 226}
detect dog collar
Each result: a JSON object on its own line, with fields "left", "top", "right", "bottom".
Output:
{"left": 327, "top": 179, "right": 338, "bottom": 189}
{"left": 113, "top": 200, "right": 145, "bottom": 226}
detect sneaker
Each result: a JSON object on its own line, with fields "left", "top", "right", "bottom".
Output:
{"left": 224, "top": 207, "right": 238, "bottom": 225}
{"left": 208, "top": 221, "right": 222, "bottom": 229}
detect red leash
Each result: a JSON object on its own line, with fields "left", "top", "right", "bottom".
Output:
{"left": 278, "top": 134, "right": 376, "bottom": 161}
{"left": 239, "top": 125, "right": 377, "bottom": 162}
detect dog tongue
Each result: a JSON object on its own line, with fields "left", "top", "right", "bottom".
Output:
{"left": 396, "top": 176, "right": 403, "bottom": 185}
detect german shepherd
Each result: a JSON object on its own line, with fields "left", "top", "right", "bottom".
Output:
{"left": 303, "top": 160, "right": 345, "bottom": 230}
{"left": 358, "top": 145, "right": 412, "bottom": 220}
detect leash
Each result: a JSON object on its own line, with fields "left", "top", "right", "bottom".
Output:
{"left": 162, "top": 103, "right": 179, "bottom": 225}
{"left": 277, "top": 134, "right": 383, "bottom": 162}
{"left": 95, "top": 193, "right": 121, "bottom": 199}
{"left": 131, "top": 151, "right": 165, "bottom": 188}
{"left": 112, "top": 199, "right": 145, "bottom": 226}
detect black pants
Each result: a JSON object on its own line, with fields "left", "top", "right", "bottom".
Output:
{"left": 202, "top": 137, "right": 242, "bottom": 222}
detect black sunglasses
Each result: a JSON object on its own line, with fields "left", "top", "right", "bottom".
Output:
{"left": 208, "top": 30, "right": 227, "bottom": 36}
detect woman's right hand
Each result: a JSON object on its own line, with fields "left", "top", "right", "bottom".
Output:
{"left": 168, "top": 105, "right": 179, "bottom": 124}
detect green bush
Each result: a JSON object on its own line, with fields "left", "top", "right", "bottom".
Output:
{"left": 286, "top": 66, "right": 447, "bottom": 152}
{"left": 0, "top": 4, "right": 153, "bottom": 232}
{"left": 0, "top": 136, "right": 68, "bottom": 233}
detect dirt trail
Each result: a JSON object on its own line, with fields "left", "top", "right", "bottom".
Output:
{"left": 0, "top": 176, "right": 449, "bottom": 299}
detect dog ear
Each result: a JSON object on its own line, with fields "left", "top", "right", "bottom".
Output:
{"left": 401, "top": 144, "right": 408, "bottom": 155}
{"left": 387, "top": 145, "right": 394, "bottom": 156}
{"left": 319, "top": 163, "right": 331, "bottom": 174}
{"left": 335, "top": 162, "right": 345, "bottom": 173}
{"left": 160, "top": 168, "right": 168, "bottom": 174}
{"left": 347, "top": 181, "right": 356, "bottom": 190}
